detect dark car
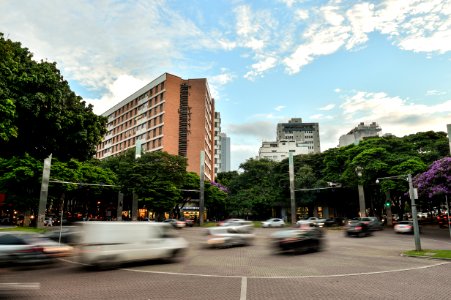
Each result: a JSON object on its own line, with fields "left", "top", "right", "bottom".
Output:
{"left": 359, "top": 217, "right": 383, "bottom": 231}
{"left": 437, "top": 214, "right": 450, "bottom": 228}
{"left": 270, "top": 225, "right": 323, "bottom": 254}
{"left": 345, "top": 221, "right": 371, "bottom": 237}
{"left": 324, "top": 217, "right": 345, "bottom": 227}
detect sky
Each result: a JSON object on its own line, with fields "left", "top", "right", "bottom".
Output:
{"left": 1, "top": 0, "right": 450, "bottom": 170}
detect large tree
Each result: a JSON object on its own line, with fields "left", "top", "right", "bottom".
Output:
{"left": 0, "top": 33, "right": 107, "bottom": 161}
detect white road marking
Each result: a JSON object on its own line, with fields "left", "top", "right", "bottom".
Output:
{"left": 120, "top": 261, "right": 449, "bottom": 279}
{"left": 240, "top": 277, "right": 247, "bottom": 300}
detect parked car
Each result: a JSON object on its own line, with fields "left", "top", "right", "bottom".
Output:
{"left": 163, "top": 219, "right": 186, "bottom": 229}
{"left": 359, "top": 217, "right": 384, "bottom": 231}
{"left": 77, "top": 221, "right": 188, "bottom": 269}
{"left": 261, "top": 218, "right": 285, "bottom": 228}
{"left": 345, "top": 221, "right": 372, "bottom": 237}
{"left": 296, "top": 217, "right": 326, "bottom": 227}
{"left": 394, "top": 221, "right": 422, "bottom": 234}
{"left": 205, "top": 224, "right": 255, "bottom": 248}
{"left": 270, "top": 225, "right": 323, "bottom": 254}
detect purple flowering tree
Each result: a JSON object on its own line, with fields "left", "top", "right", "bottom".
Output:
{"left": 413, "top": 157, "right": 451, "bottom": 199}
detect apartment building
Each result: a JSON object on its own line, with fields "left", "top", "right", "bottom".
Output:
{"left": 95, "top": 73, "right": 215, "bottom": 181}
{"left": 258, "top": 118, "right": 320, "bottom": 162}
{"left": 338, "top": 122, "right": 381, "bottom": 147}
{"left": 276, "top": 118, "right": 321, "bottom": 153}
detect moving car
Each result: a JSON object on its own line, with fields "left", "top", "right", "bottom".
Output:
{"left": 359, "top": 217, "right": 384, "bottom": 231}
{"left": 77, "top": 222, "right": 188, "bottom": 269}
{"left": 296, "top": 217, "right": 326, "bottom": 227}
{"left": 261, "top": 218, "right": 285, "bottom": 228}
{"left": 324, "top": 217, "right": 345, "bottom": 227}
{"left": 205, "top": 224, "right": 255, "bottom": 248}
{"left": 345, "top": 221, "right": 371, "bottom": 237}
{"left": 217, "top": 218, "right": 247, "bottom": 226}
{"left": 437, "top": 214, "right": 450, "bottom": 228}
{"left": 394, "top": 221, "right": 422, "bottom": 234}
{"left": 270, "top": 225, "right": 323, "bottom": 254}
{"left": 163, "top": 219, "right": 186, "bottom": 229}
{"left": 0, "top": 232, "right": 72, "bottom": 266}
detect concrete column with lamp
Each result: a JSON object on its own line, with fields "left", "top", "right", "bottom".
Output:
{"left": 355, "top": 166, "right": 366, "bottom": 217}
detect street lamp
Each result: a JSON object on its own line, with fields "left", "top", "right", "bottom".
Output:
{"left": 376, "top": 174, "right": 421, "bottom": 251}
{"left": 355, "top": 166, "right": 366, "bottom": 217}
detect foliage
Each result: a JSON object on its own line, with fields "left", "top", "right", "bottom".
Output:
{"left": 414, "top": 157, "right": 451, "bottom": 198}
{"left": 0, "top": 32, "right": 107, "bottom": 161}
{"left": 113, "top": 151, "right": 188, "bottom": 219}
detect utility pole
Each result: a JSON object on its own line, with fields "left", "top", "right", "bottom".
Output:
{"left": 408, "top": 174, "right": 421, "bottom": 251}
{"left": 289, "top": 153, "right": 296, "bottom": 224}
{"left": 38, "top": 154, "right": 52, "bottom": 228}
{"left": 199, "top": 151, "right": 205, "bottom": 226}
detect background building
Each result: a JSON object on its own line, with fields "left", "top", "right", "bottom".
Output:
{"left": 258, "top": 118, "right": 320, "bottom": 161}
{"left": 259, "top": 140, "right": 309, "bottom": 162}
{"left": 96, "top": 73, "right": 215, "bottom": 180}
{"left": 277, "top": 118, "right": 320, "bottom": 153}
{"left": 338, "top": 122, "right": 381, "bottom": 147}
{"left": 219, "top": 132, "right": 231, "bottom": 173}
{"left": 214, "top": 112, "right": 222, "bottom": 175}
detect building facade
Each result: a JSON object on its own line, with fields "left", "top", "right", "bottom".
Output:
{"left": 338, "top": 122, "right": 381, "bottom": 147}
{"left": 276, "top": 118, "right": 320, "bottom": 153}
{"left": 258, "top": 118, "right": 320, "bottom": 162}
{"left": 259, "top": 140, "right": 309, "bottom": 162}
{"left": 219, "top": 132, "right": 231, "bottom": 172}
{"left": 95, "top": 73, "right": 215, "bottom": 181}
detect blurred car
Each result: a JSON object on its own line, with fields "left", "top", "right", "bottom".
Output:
{"left": 324, "top": 217, "right": 345, "bottom": 227}
{"left": 261, "top": 218, "right": 285, "bottom": 228}
{"left": 217, "top": 218, "right": 247, "bottom": 226}
{"left": 270, "top": 225, "right": 323, "bottom": 254}
{"left": 345, "top": 221, "right": 371, "bottom": 237}
{"left": 43, "top": 227, "right": 80, "bottom": 245}
{"left": 179, "top": 218, "right": 194, "bottom": 227}
{"left": 205, "top": 224, "right": 255, "bottom": 248}
{"left": 0, "top": 232, "right": 70, "bottom": 266}
{"left": 394, "top": 221, "right": 422, "bottom": 234}
{"left": 163, "top": 219, "right": 186, "bottom": 229}
{"left": 359, "top": 217, "right": 383, "bottom": 231}
{"left": 437, "top": 214, "right": 450, "bottom": 228}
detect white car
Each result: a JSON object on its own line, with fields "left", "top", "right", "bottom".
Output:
{"left": 205, "top": 225, "right": 255, "bottom": 248}
{"left": 394, "top": 221, "right": 421, "bottom": 234}
{"left": 261, "top": 218, "right": 285, "bottom": 228}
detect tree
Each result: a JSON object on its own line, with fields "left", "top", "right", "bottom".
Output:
{"left": 118, "top": 151, "right": 188, "bottom": 220}
{"left": 0, "top": 33, "right": 107, "bottom": 161}
{"left": 414, "top": 157, "right": 451, "bottom": 199}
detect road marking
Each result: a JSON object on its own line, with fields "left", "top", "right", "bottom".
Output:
{"left": 120, "top": 261, "right": 449, "bottom": 279}
{"left": 240, "top": 277, "right": 247, "bottom": 300}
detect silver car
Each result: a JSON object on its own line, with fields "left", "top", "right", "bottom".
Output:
{"left": 205, "top": 225, "right": 255, "bottom": 248}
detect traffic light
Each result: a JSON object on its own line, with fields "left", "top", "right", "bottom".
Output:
{"left": 385, "top": 201, "right": 391, "bottom": 208}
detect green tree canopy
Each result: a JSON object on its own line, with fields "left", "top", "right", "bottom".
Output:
{"left": 0, "top": 32, "right": 107, "bottom": 161}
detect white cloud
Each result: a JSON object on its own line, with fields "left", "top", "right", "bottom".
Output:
{"left": 208, "top": 71, "right": 235, "bottom": 100}
{"left": 85, "top": 75, "right": 149, "bottom": 115}
{"left": 426, "top": 89, "right": 447, "bottom": 96}
{"left": 319, "top": 104, "right": 335, "bottom": 111}
{"left": 340, "top": 90, "right": 451, "bottom": 136}
{"left": 334, "top": 88, "right": 342, "bottom": 93}
{"left": 244, "top": 56, "right": 278, "bottom": 79}
{"left": 275, "top": 105, "right": 286, "bottom": 111}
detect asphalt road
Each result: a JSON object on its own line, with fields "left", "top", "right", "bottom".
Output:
{"left": 2, "top": 225, "right": 450, "bottom": 299}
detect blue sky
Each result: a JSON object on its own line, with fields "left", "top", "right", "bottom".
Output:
{"left": 1, "top": 0, "right": 450, "bottom": 170}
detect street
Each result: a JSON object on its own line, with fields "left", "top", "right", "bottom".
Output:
{"left": 2, "top": 225, "right": 451, "bottom": 299}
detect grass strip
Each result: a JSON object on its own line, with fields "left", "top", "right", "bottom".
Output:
{"left": 403, "top": 249, "right": 451, "bottom": 259}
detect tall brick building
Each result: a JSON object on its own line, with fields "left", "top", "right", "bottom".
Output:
{"left": 96, "top": 73, "right": 215, "bottom": 181}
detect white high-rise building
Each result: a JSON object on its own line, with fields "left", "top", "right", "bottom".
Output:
{"left": 219, "top": 133, "right": 231, "bottom": 172}
{"left": 258, "top": 118, "right": 320, "bottom": 161}
{"left": 338, "top": 122, "right": 381, "bottom": 147}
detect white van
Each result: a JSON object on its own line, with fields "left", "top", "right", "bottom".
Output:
{"left": 77, "top": 221, "right": 188, "bottom": 268}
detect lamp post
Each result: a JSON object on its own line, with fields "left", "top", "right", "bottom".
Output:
{"left": 376, "top": 174, "right": 421, "bottom": 251}
{"left": 355, "top": 166, "right": 366, "bottom": 217}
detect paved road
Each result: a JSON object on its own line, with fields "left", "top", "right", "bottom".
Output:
{"left": 2, "top": 225, "right": 450, "bottom": 299}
